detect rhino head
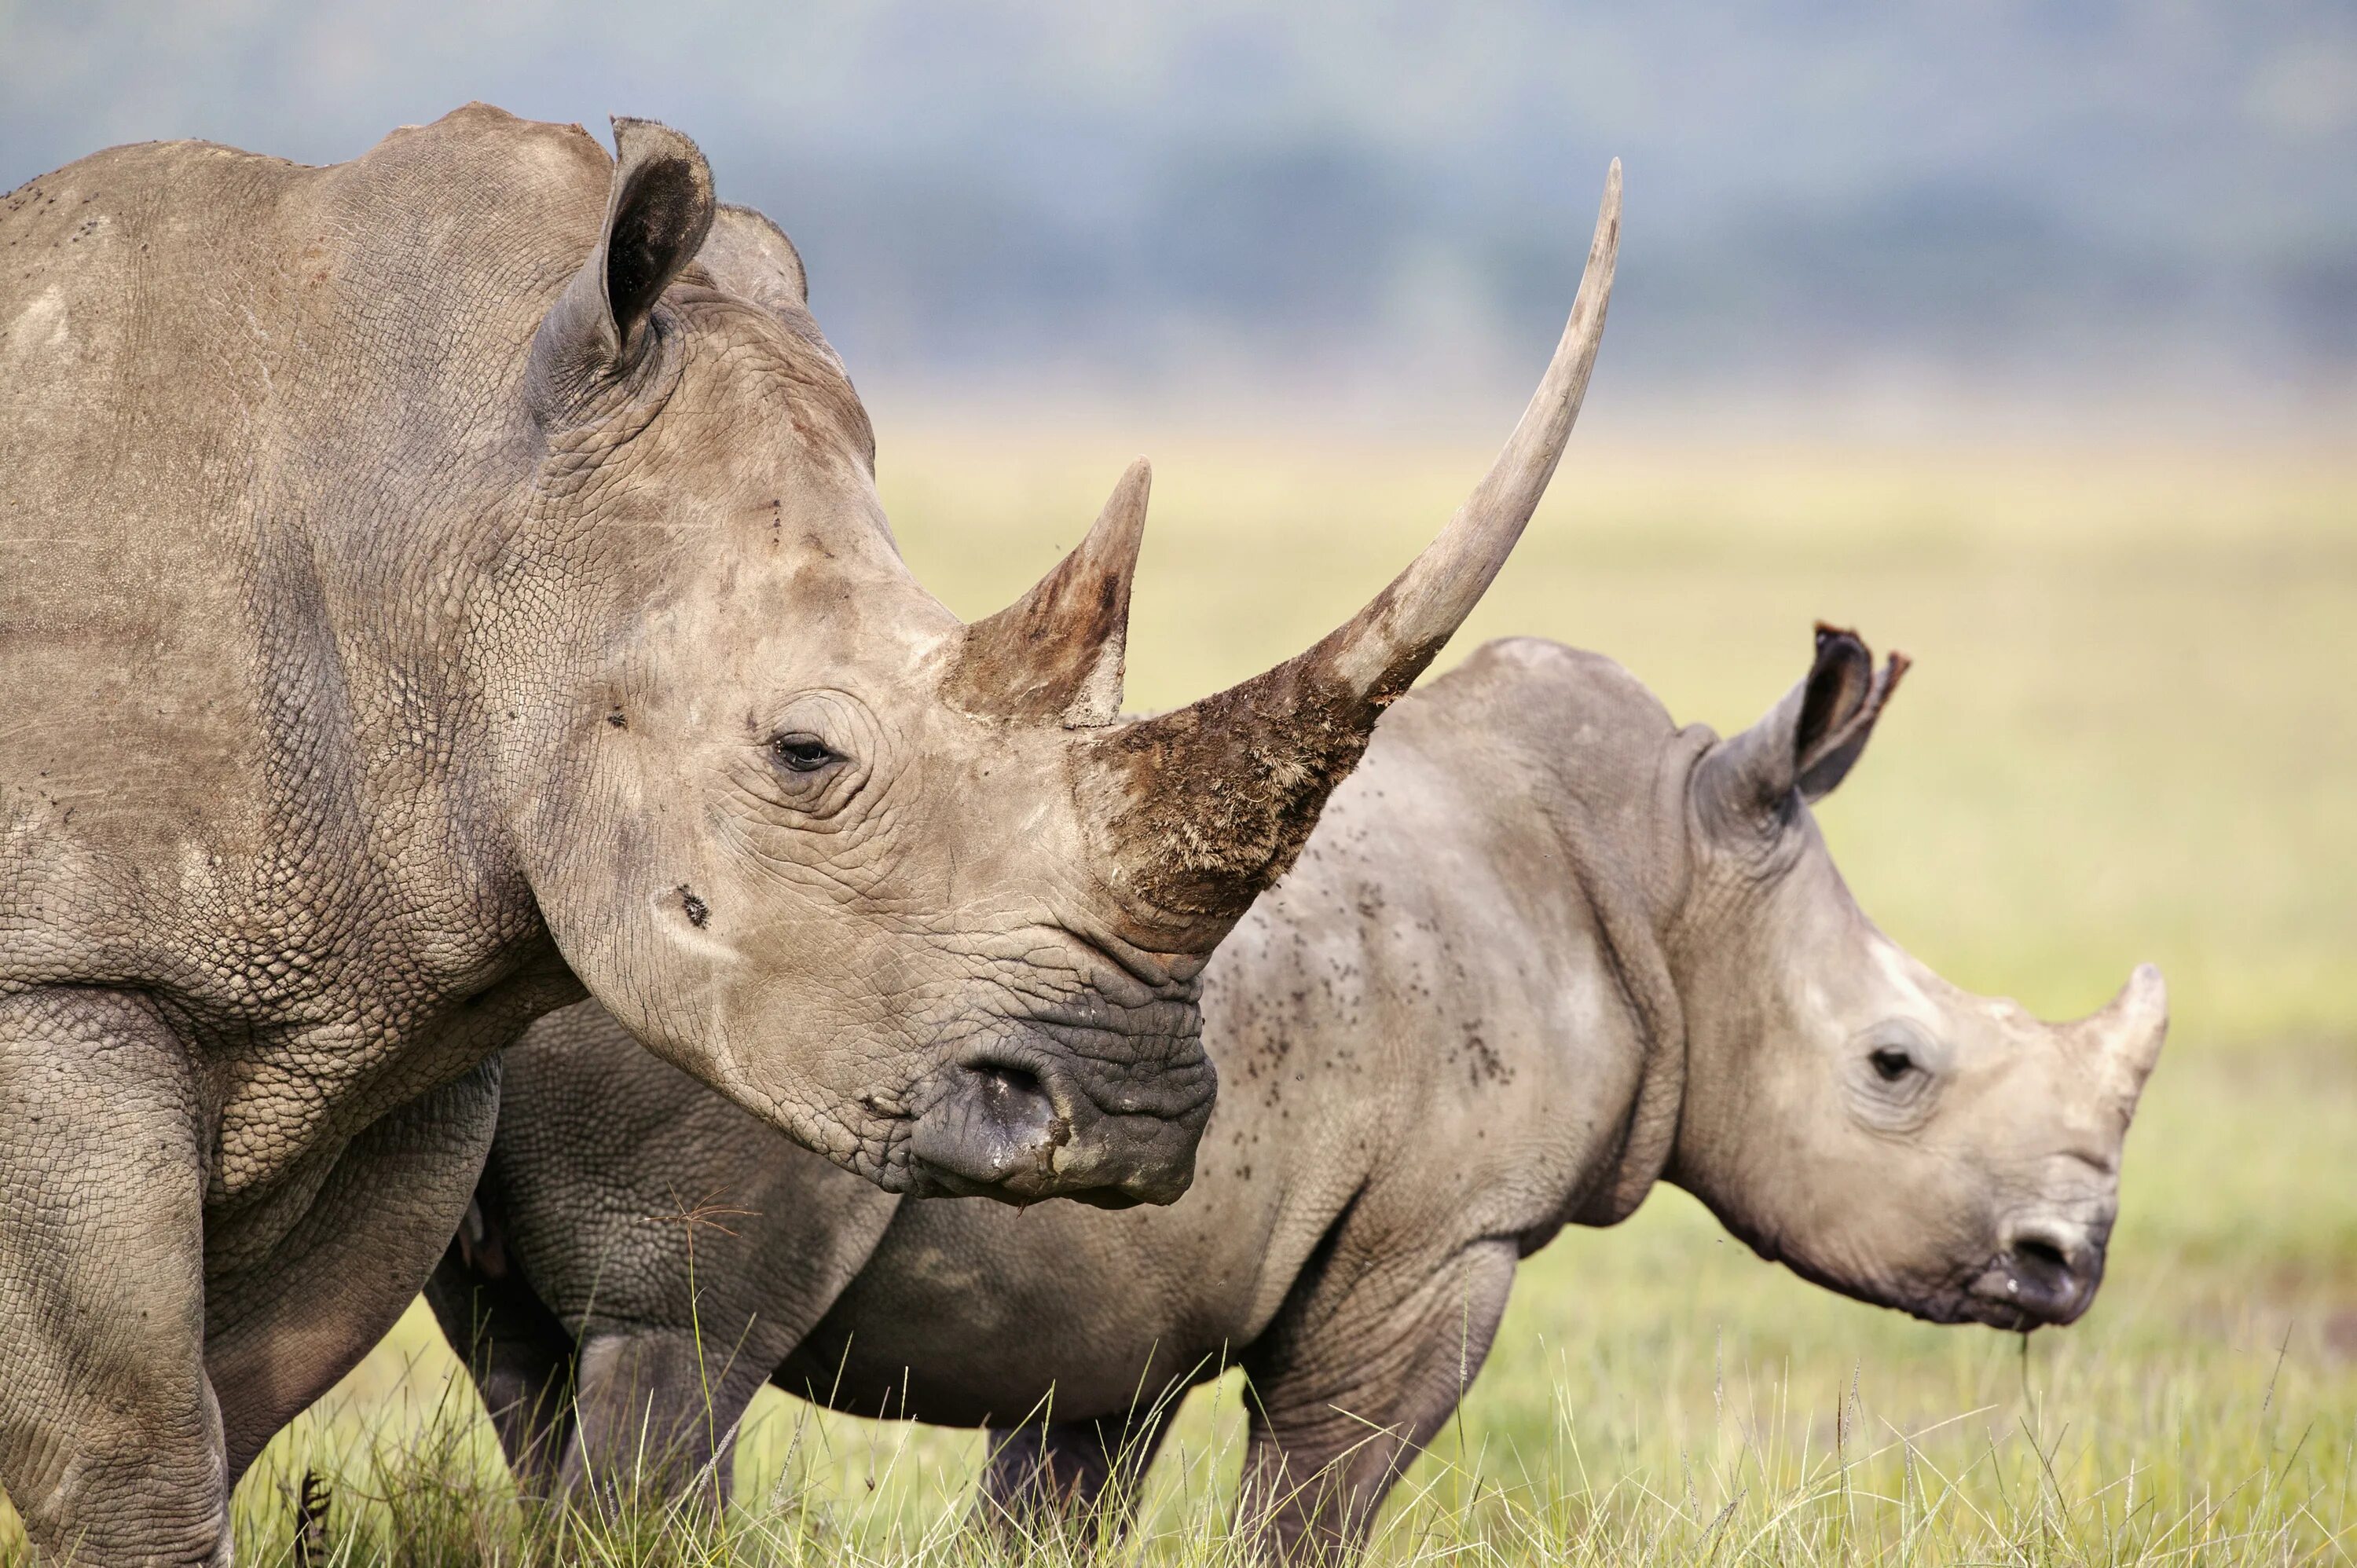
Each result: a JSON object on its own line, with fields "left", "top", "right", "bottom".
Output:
{"left": 1665, "top": 628, "right": 2168, "bottom": 1327}
{"left": 496, "top": 120, "right": 1621, "bottom": 1208}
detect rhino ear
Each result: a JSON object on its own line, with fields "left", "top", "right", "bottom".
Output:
{"left": 1701, "top": 624, "right": 1908, "bottom": 826}
{"left": 530, "top": 117, "right": 716, "bottom": 408}
{"left": 698, "top": 203, "right": 808, "bottom": 313}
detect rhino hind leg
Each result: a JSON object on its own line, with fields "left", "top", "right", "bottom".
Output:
{"left": 422, "top": 1191, "right": 580, "bottom": 1497}
{"left": 974, "top": 1401, "right": 1177, "bottom": 1543}
{"left": 1234, "top": 1238, "right": 1519, "bottom": 1563}
{"left": 0, "top": 987, "right": 228, "bottom": 1566}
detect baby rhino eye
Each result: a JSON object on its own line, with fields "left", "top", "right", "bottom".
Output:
{"left": 1870, "top": 1044, "right": 1915, "bottom": 1082}
{"left": 770, "top": 733, "right": 839, "bottom": 774}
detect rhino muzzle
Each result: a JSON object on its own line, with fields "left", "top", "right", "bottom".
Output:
{"left": 903, "top": 1028, "right": 1216, "bottom": 1208}
{"left": 1965, "top": 1217, "right": 2109, "bottom": 1329}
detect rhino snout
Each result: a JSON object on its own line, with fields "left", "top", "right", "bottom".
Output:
{"left": 904, "top": 1042, "right": 1212, "bottom": 1210}
{"left": 1967, "top": 1217, "right": 2106, "bottom": 1328}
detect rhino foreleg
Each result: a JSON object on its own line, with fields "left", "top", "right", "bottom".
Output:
{"left": 974, "top": 1401, "right": 1176, "bottom": 1543}
{"left": 204, "top": 1057, "right": 504, "bottom": 1486}
{"left": 0, "top": 987, "right": 226, "bottom": 1566}
{"left": 1236, "top": 1237, "right": 1518, "bottom": 1563}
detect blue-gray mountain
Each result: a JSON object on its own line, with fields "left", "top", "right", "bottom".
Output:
{"left": 5, "top": 1, "right": 2347, "bottom": 399}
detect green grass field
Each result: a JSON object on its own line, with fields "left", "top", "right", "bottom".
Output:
{"left": 12, "top": 430, "right": 2355, "bottom": 1563}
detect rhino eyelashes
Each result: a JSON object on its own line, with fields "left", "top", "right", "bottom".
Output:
{"left": 770, "top": 733, "right": 840, "bottom": 773}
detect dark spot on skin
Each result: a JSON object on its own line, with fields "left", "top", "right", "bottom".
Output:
{"left": 676, "top": 886, "right": 709, "bottom": 928}
{"left": 1464, "top": 1028, "right": 1510, "bottom": 1086}
{"left": 606, "top": 709, "right": 627, "bottom": 728}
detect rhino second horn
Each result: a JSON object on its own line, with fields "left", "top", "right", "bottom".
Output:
{"left": 1080, "top": 160, "right": 1623, "bottom": 932}
{"left": 947, "top": 458, "right": 1152, "bottom": 728}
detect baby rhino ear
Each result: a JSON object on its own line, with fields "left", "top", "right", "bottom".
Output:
{"left": 1791, "top": 622, "right": 1908, "bottom": 800}
{"left": 1700, "top": 624, "right": 1909, "bottom": 826}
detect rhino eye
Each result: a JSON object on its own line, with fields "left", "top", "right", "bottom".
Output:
{"left": 1870, "top": 1045, "right": 1915, "bottom": 1082}
{"left": 770, "top": 733, "right": 840, "bottom": 773}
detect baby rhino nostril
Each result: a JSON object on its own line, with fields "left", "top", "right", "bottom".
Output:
{"left": 2012, "top": 1234, "right": 2072, "bottom": 1274}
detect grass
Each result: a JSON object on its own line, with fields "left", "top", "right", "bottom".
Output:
{"left": 8, "top": 425, "right": 2355, "bottom": 1563}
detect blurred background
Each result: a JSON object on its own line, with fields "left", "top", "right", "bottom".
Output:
{"left": 5, "top": 0, "right": 2353, "bottom": 434}
{"left": 3, "top": 2, "right": 2352, "bottom": 1557}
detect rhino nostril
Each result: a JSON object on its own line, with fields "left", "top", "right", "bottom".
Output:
{"left": 2013, "top": 1235, "right": 2070, "bottom": 1274}
{"left": 974, "top": 1063, "right": 1044, "bottom": 1106}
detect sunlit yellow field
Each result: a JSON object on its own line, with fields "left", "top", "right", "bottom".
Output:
{"left": 13, "top": 429, "right": 2355, "bottom": 1563}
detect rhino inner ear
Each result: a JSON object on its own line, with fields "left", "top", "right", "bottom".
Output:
{"left": 531, "top": 116, "right": 716, "bottom": 407}
{"left": 1702, "top": 625, "right": 1907, "bottom": 825}
{"left": 1792, "top": 624, "right": 1907, "bottom": 801}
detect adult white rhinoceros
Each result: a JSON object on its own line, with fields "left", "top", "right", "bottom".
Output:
{"left": 431, "top": 628, "right": 2168, "bottom": 1561}
{"left": 0, "top": 106, "right": 1618, "bottom": 1559}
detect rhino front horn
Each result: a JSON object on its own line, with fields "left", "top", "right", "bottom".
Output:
{"left": 948, "top": 458, "right": 1151, "bottom": 728}
{"left": 1080, "top": 160, "right": 1623, "bottom": 940}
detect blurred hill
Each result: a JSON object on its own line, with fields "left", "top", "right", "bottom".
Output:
{"left": 4, "top": 1, "right": 2351, "bottom": 430}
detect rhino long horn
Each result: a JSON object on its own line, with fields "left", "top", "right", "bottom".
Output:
{"left": 1078, "top": 161, "right": 1622, "bottom": 936}
{"left": 947, "top": 459, "right": 1152, "bottom": 727}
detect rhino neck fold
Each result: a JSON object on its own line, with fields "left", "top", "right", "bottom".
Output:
{"left": 1553, "top": 724, "right": 1707, "bottom": 1230}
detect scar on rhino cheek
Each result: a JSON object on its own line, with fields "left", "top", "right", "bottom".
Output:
{"left": 676, "top": 885, "right": 710, "bottom": 928}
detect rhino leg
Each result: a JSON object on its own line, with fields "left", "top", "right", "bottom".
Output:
{"left": 204, "top": 1057, "right": 504, "bottom": 1486}
{"left": 423, "top": 1192, "right": 579, "bottom": 1496}
{"left": 1235, "top": 1237, "right": 1519, "bottom": 1563}
{"left": 974, "top": 1401, "right": 1176, "bottom": 1541}
{"left": 0, "top": 987, "right": 226, "bottom": 1566}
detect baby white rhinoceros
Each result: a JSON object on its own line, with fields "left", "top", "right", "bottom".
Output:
{"left": 430, "top": 627, "right": 2167, "bottom": 1559}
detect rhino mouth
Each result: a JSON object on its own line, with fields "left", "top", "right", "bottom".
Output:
{"left": 896, "top": 1013, "right": 1216, "bottom": 1208}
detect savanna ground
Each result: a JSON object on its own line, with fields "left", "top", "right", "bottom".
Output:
{"left": 8, "top": 424, "right": 2352, "bottom": 1563}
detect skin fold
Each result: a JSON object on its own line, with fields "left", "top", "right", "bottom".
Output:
{"left": 0, "top": 103, "right": 1618, "bottom": 1559}
{"left": 433, "top": 628, "right": 2168, "bottom": 1561}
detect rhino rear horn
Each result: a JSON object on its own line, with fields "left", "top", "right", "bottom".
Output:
{"left": 530, "top": 117, "right": 717, "bottom": 408}
{"left": 948, "top": 460, "right": 1151, "bottom": 727}
{"left": 1076, "top": 162, "right": 1623, "bottom": 937}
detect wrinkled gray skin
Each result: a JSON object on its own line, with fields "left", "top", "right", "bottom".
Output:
{"left": 0, "top": 104, "right": 1618, "bottom": 1561}
{"left": 434, "top": 628, "right": 2167, "bottom": 1559}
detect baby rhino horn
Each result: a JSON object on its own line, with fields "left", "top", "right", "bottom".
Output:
{"left": 946, "top": 460, "right": 1152, "bottom": 728}
{"left": 2075, "top": 963, "right": 2169, "bottom": 1114}
{"left": 1076, "top": 162, "right": 1624, "bottom": 944}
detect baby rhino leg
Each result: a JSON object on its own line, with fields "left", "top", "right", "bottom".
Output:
{"left": 1237, "top": 1239, "right": 1519, "bottom": 1563}
{"left": 0, "top": 987, "right": 223, "bottom": 1566}
{"left": 423, "top": 1193, "right": 580, "bottom": 1497}
{"left": 977, "top": 1402, "right": 1175, "bottom": 1540}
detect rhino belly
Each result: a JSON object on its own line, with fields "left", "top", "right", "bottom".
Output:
{"left": 780, "top": 1208, "right": 1226, "bottom": 1429}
